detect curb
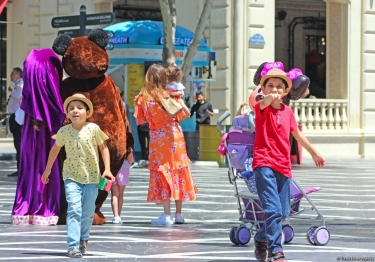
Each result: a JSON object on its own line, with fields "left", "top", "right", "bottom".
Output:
{"left": 190, "top": 161, "right": 219, "bottom": 167}
{"left": 0, "top": 153, "right": 16, "bottom": 161}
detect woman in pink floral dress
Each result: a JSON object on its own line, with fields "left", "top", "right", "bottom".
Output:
{"left": 134, "top": 63, "right": 197, "bottom": 225}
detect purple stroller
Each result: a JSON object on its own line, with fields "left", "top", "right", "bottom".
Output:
{"left": 216, "top": 111, "right": 330, "bottom": 247}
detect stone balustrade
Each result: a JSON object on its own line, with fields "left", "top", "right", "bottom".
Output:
{"left": 289, "top": 99, "right": 348, "bottom": 132}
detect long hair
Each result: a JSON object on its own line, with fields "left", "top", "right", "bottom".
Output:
{"left": 137, "top": 63, "right": 166, "bottom": 106}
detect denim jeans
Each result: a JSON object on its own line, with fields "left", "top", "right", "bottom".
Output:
{"left": 64, "top": 179, "right": 98, "bottom": 251}
{"left": 254, "top": 167, "right": 290, "bottom": 254}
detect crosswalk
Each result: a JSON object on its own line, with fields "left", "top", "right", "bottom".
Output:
{"left": 0, "top": 158, "right": 374, "bottom": 261}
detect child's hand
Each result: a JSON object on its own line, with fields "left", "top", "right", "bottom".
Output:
{"left": 170, "top": 91, "right": 180, "bottom": 97}
{"left": 312, "top": 153, "right": 325, "bottom": 168}
{"left": 102, "top": 170, "right": 115, "bottom": 181}
{"left": 268, "top": 93, "right": 287, "bottom": 102}
{"left": 41, "top": 170, "right": 50, "bottom": 184}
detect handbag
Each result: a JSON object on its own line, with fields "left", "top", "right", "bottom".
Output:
{"left": 161, "top": 96, "right": 183, "bottom": 118}
{"left": 217, "top": 132, "right": 228, "bottom": 156}
{"left": 227, "top": 144, "right": 249, "bottom": 169}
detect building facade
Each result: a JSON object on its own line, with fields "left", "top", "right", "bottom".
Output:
{"left": 3, "top": 0, "right": 375, "bottom": 157}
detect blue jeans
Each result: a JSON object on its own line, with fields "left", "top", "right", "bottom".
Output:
{"left": 254, "top": 167, "right": 290, "bottom": 254}
{"left": 64, "top": 180, "right": 98, "bottom": 251}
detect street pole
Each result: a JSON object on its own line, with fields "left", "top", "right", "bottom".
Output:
{"left": 79, "top": 5, "right": 86, "bottom": 37}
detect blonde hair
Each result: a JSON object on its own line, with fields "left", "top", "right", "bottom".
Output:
{"left": 136, "top": 63, "right": 167, "bottom": 105}
{"left": 166, "top": 64, "right": 183, "bottom": 83}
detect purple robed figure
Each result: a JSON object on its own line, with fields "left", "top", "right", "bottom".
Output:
{"left": 11, "top": 49, "right": 66, "bottom": 225}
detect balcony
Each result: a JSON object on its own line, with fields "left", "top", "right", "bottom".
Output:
{"left": 289, "top": 99, "right": 348, "bottom": 132}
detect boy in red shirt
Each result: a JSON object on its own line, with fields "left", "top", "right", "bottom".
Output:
{"left": 252, "top": 69, "right": 325, "bottom": 262}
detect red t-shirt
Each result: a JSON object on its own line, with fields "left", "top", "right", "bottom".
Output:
{"left": 252, "top": 101, "right": 297, "bottom": 178}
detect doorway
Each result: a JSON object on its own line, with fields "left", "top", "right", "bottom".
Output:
{"left": 305, "top": 35, "right": 326, "bottom": 98}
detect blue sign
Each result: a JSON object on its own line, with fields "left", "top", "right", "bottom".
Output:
{"left": 109, "top": 36, "right": 129, "bottom": 44}
{"left": 159, "top": 37, "right": 193, "bottom": 46}
{"left": 249, "top": 34, "right": 265, "bottom": 46}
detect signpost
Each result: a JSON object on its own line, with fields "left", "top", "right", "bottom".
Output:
{"left": 51, "top": 5, "right": 115, "bottom": 37}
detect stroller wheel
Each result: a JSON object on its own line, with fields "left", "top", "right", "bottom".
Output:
{"left": 235, "top": 225, "right": 251, "bottom": 245}
{"left": 313, "top": 226, "right": 330, "bottom": 246}
{"left": 282, "top": 225, "right": 294, "bottom": 244}
{"left": 230, "top": 226, "right": 239, "bottom": 245}
{"left": 306, "top": 226, "right": 318, "bottom": 245}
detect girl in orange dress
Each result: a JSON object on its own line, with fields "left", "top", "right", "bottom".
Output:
{"left": 134, "top": 63, "right": 197, "bottom": 225}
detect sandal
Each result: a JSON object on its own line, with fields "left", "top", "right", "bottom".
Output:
{"left": 79, "top": 240, "right": 88, "bottom": 254}
{"left": 67, "top": 246, "right": 82, "bottom": 258}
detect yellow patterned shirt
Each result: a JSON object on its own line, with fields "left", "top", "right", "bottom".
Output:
{"left": 54, "top": 122, "right": 109, "bottom": 184}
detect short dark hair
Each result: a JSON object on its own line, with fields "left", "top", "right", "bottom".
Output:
{"left": 264, "top": 77, "right": 288, "bottom": 89}
{"left": 13, "top": 67, "right": 23, "bottom": 77}
{"left": 196, "top": 91, "right": 204, "bottom": 97}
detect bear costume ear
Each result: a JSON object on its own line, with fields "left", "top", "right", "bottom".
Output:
{"left": 253, "top": 62, "right": 267, "bottom": 86}
{"left": 88, "top": 28, "right": 109, "bottom": 49}
{"left": 288, "top": 74, "right": 310, "bottom": 100}
{"left": 52, "top": 34, "right": 73, "bottom": 56}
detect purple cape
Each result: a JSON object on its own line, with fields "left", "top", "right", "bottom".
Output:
{"left": 11, "top": 49, "right": 66, "bottom": 225}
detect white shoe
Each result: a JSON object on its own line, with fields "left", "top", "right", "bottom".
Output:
{"left": 175, "top": 213, "right": 185, "bottom": 224}
{"left": 151, "top": 213, "right": 173, "bottom": 225}
{"left": 112, "top": 217, "right": 122, "bottom": 224}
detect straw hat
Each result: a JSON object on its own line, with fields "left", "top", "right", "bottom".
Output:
{"left": 259, "top": 68, "right": 292, "bottom": 89}
{"left": 63, "top": 93, "right": 94, "bottom": 118}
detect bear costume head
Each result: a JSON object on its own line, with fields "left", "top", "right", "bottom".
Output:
{"left": 53, "top": 29, "right": 109, "bottom": 79}
{"left": 53, "top": 29, "right": 134, "bottom": 225}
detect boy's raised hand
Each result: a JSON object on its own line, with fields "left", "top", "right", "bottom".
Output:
{"left": 269, "top": 93, "right": 287, "bottom": 102}
{"left": 312, "top": 153, "right": 325, "bottom": 168}
{"left": 102, "top": 170, "right": 115, "bottom": 181}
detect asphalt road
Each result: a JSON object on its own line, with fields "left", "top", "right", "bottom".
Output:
{"left": 0, "top": 158, "right": 374, "bottom": 261}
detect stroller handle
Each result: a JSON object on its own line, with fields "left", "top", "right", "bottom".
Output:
{"left": 217, "top": 111, "right": 231, "bottom": 132}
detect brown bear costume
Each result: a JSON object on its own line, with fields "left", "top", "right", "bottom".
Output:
{"left": 52, "top": 28, "right": 134, "bottom": 225}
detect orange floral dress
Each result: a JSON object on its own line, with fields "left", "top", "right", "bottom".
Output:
{"left": 135, "top": 95, "right": 198, "bottom": 204}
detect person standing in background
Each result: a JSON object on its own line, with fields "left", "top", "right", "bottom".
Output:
{"left": 7, "top": 67, "right": 24, "bottom": 177}
{"left": 134, "top": 63, "right": 197, "bottom": 225}
{"left": 190, "top": 92, "right": 214, "bottom": 131}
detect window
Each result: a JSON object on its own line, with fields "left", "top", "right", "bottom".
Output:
{"left": 305, "top": 35, "right": 326, "bottom": 98}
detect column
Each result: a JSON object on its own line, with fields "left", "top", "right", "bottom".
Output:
{"left": 362, "top": 0, "right": 375, "bottom": 156}
{"left": 325, "top": 0, "right": 348, "bottom": 99}
{"left": 233, "top": 0, "right": 245, "bottom": 113}
{"left": 339, "top": 0, "right": 361, "bottom": 132}
{"left": 246, "top": 0, "right": 275, "bottom": 104}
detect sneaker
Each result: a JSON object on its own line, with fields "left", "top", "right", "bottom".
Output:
{"left": 67, "top": 246, "right": 82, "bottom": 258}
{"left": 174, "top": 213, "right": 185, "bottom": 224}
{"left": 254, "top": 237, "right": 268, "bottom": 261}
{"left": 112, "top": 217, "right": 122, "bottom": 224}
{"left": 79, "top": 240, "right": 87, "bottom": 254}
{"left": 151, "top": 213, "right": 174, "bottom": 225}
{"left": 267, "top": 251, "right": 287, "bottom": 262}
